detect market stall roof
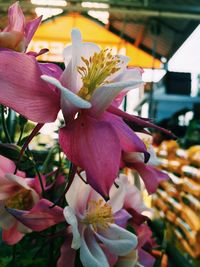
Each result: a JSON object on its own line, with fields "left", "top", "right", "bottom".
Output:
{"left": 29, "top": 12, "right": 161, "bottom": 68}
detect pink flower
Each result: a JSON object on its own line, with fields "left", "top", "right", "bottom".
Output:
{"left": 112, "top": 174, "right": 150, "bottom": 226}
{"left": 123, "top": 133, "right": 169, "bottom": 194}
{"left": 59, "top": 172, "right": 138, "bottom": 267}
{"left": 41, "top": 29, "right": 147, "bottom": 198}
{"left": 0, "top": 155, "right": 40, "bottom": 244}
{"left": 0, "top": 27, "right": 173, "bottom": 198}
{"left": 0, "top": 2, "right": 42, "bottom": 52}
{"left": 0, "top": 155, "right": 64, "bottom": 244}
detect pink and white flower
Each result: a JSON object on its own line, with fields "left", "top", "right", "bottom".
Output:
{"left": 0, "top": 1, "right": 42, "bottom": 52}
{"left": 0, "top": 155, "right": 39, "bottom": 244}
{"left": 0, "top": 155, "right": 64, "bottom": 244}
{"left": 59, "top": 172, "right": 138, "bottom": 267}
{"left": 123, "top": 133, "right": 169, "bottom": 194}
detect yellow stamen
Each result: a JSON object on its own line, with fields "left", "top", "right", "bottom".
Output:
{"left": 5, "top": 188, "right": 34, "bottom": 210}
{"left": 82, "top": 199, "right": 114, "bottom": 231}
{"left": 77, "top": 49, "right": 122, "bottom": 100}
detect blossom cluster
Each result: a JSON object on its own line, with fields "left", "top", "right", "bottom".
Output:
{"left": 0, "top": 2, "right": 173, "bottom": 267}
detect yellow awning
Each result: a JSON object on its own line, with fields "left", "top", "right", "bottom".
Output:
{"left": 30, "top": 13, "right": 161, "bottom": 68}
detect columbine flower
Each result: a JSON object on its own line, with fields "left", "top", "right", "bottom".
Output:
{"left": 41, "top": 29, "right": 148, "bottom": 198}
{"left": 0, "top": 155, "right": 40, "bottom": 244}
{"left": 0, "top": 27, "right": 173, "bottom": 198}
{"left": 0, "top": 155, "right": 64, "bottom": 244}
{"left": 0, "top": 1, "right": 42, "bottom": 52}
{"left": 60, "top": 172, "right": 138, "bottom": 267}
{"left": 122, "top": 133, "right": 169, "bottom": 194}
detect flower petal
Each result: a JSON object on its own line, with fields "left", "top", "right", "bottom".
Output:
{"left": 90, "top": 80, "right": 143, "bottom": 117}
{"left": 24, "top": 16, "right": 42, "bottom": 47}
{"left": 5, "top": 2, "right": 25, "bottom": 32}
{"left": 5, "top": 174, "right": 32, "bottom": 191}
{"left": 108, "top": 105, "right": 176, "bottom": 139}
{"left": 2, "top": 222, "right": 24, "bottom": 245}
{"left": 131, "top": 163, "right": 169, "bottom": 194}
{"left": 100, "top": 112, "right": 149, "bottom": 160}
{"left": 96, "top": 223, "right": 138, "bottom": 256}
{"left": 80, "top": 227, "right": 109, "bottom": 267}
{"left": 65, "top": 173, "right": 97, "bottom": 217}
{"left": 139, "top": 249, "right": 155, "bottom": 267}
{"left": 112, "top": 68, "right": 143, "bottom": 107}
{"left": 0, "top": 51, "right": 60, "bottom": 123}
{"left": 114, "top": 209, "right": 132, "bottom": 228}
{"left": 6, "top": 199, "right": 64, "bottom": 231}
{"left": 63, "top": 206, "right": 81, "bottom": 249}
{"left": 57, "top": 239, "right": 76, "bottom": 267}
{"left": 59, "top": 115, "right": 121, "bottom": 198}
{"left": 0, "top": 205, "right": 15, "bottom": 229}
{"left": 41, "top": 75, "right": 91, "bottom": 120}
{"left": 61, "top": 29, "right": 100, "bottom": 94}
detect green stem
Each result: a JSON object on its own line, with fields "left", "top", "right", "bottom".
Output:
{"left": 11, "top": 244, "right": 16, "bottom": 267}
{"left": 27, "top": 149, "right": 45, "bottom": 197}
{"left": 1, "top": 105, "right": 12, "bottom": 143}
{"left": 17, "top": 125, "right": 24, "bottom": 145}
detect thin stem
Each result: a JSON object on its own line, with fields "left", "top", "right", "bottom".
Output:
{"left": 17, "top": 124, "right": 24, "bottom": 145}
{"left": 11, "top": 244, "right": 16, "bottom": 267}
{"left": 27, "top": 149, "right": 45, "bottom": 197}
{"left": 50, "top": 163, "right": 77, "bottom": 208}
{"left": 1, "top": 105, "right": 12, "bottom": 143}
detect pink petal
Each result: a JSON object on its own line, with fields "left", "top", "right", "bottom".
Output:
{"left": 114, "top": 209, "right": 132, "bottom": 228}
{"left": 6, "top": 199, "right": 64, "bottom": 231}
{"left": 100, "top": 244, "right": 118, "bottom": 267}
{"left": 0, "top": 51, "right": 60, "bottom": 123}
{"left": 2, "top": 222, "right": 24, "bottom": 245}
{"left": 5, "top": 2, "right": 25, "bottom": 32}
{"left": 108, "top": 105, "right": 176, "bottom": 139}
{"left": 57, "top": 239, "right": 76, "bottom": 267}
{"left": 24, "top": 16, "right": 42, "bottom": 47}
{"left": 0, "top": 155, "right": 17, "bottom": 174}
{"left": 138, "top": 249, "right": 155, "bottom": 267}
{"left": 131, "top": 163, "right": 169, "bottom": 194}
{"left": 59, "top": 115, "right": 121, "bottom": 198}
{"left": 100, "top": 112, "right": 149, "bottom": 161}
{"left": 26, "top": 175, "right": 46, "bottom": 195}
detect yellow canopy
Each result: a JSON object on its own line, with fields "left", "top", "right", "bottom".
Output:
{"left": 30, "top": 13, "right": 161, "bottom": 68}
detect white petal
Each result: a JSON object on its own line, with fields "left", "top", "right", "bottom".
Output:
{"left": 62, "top": 29, "right": 100, "bottom": 95}
{"left": 80, "top": 227, "right": 109, "bottom": 267}
{"left": 90, "top": 80, "right": 143, "bottom": 117}
{"left": 65, "top": 173, "right": 91, "bottom": 217}
{"left": 63, "top": 206, "right": 81, "bottom": 249}
{"left": 71, "top": 28, "right": 82, "bottom": 44}
{"left": 41, "top": 75, "right": 91, "bottom": 109}
{"left": 115, "top": 249, "right": 140, "bottom": 267}
{"left": 96, "top": 224, "right": 138, "bottom": 256}
{"left": 108, "top": 181, "right": 126, "bottom": 213}
{"left": 17, "top": 222, "right": 32, "bottom": 234}
{"left": 5, "top": 174, "right": 31, "bottom": 190}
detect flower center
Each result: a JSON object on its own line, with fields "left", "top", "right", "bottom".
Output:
{"left": 82, "top": 199, "right": 114, "bottom": 231}
{"left": 77, "top": 49, "right": 121, "bottom": 100}
{"left": 5, "top": 188, "right": 34, "bottom": 210}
